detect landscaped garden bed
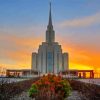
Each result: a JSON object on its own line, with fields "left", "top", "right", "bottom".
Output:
{"left": 68, "top": 79, "right": 100, "bottom": 100}
{"left": 0, "top": 77, "right": 39, "bottom": 100}
{"left": 29, "top": 74, "right": 72, "bottom": 100}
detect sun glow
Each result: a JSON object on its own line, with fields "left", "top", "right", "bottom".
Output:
{"left": 69, "top": 63, "right": 93, "bottom": 70}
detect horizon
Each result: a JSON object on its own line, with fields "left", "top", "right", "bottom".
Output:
{"left": 0, "top": 0, "right": 100, "bottom": 72}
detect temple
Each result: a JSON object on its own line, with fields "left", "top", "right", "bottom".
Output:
{"left": 31, "top": 2, "right": 69, "bottom": 74}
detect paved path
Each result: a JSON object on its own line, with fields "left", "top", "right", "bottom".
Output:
{"left": 10, "top": 91, "right": 86, "bottom": 100}
{"left": 67, "top": 91, "right": 86, "bottom": 100}
{"left": 77, "top": 79, "right": 100, "bottom": 85}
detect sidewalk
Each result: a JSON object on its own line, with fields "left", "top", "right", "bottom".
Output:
{"left": 11, "top": 91, "right": 86, "bottom": 100}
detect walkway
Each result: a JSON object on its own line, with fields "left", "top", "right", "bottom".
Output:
{"left": 10, "top": 91, "right": 87, "bottom": 100}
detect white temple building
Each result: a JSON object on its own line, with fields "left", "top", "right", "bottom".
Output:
{"left": 31, "top": 3, "right": 69, "bottom": 74}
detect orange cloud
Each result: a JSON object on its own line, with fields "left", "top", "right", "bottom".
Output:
{"left": 0, "top": 33, "right": 43, "bottom": 69}
{"left": 57, "top": 36, "right": 100, "bottom": 70}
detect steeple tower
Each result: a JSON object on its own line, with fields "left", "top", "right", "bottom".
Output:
{"left": 48, "top": 2, "right": 53, "bottom": 29}
{"left": 46, "top": 1, "right": 55, "bottom": 43}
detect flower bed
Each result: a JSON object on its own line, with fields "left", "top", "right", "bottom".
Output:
{"left": 29, "top": 74, "right": 71, "bottom": 100}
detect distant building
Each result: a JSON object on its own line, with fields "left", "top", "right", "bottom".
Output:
{"left": 6, "top": 69, "right": 37, "bottom": 77}
{"left": 61, "top": 70, "right": 94, "bottom": 78}
{"left": 31, "top": 3, "right": 69, "bottom": 74}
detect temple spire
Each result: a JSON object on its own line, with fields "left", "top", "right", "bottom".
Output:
{"left": 48, "top": 1, "right": 53, "bottom": 29}
{"left": 46, "top": 1, "right": 55, "bottom": 43}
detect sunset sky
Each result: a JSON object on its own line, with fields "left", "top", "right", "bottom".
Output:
{"left": 0, "top": 0, "right": 100, "bottom": 71}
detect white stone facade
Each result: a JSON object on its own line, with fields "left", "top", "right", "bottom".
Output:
{"left": 31, "top": 3, "right": 69, "bottom": 74}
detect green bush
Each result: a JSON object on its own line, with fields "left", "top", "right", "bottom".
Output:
{"left": 29, "top": 84, "right": 38, "bottom": 97}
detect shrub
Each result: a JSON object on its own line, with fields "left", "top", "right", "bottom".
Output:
{"left": 29, "top": 84, "right": 38, "bottom": 97}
